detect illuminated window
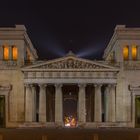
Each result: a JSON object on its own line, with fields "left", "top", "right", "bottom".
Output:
{"left": 3, "top": 45, "right": 9, "bottom": 60}
{"left": 12, "top": 46, "right": 18, "bottom": 60}
{"left": 132, "top": 45, "right": 137, "bottom": 60}
{"left": 123, "top": 46, "right": 129, "bottom": 60}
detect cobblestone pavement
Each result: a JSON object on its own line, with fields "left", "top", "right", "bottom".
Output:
{"left": 0, "top": 128, "right": 140, "bottom": 140}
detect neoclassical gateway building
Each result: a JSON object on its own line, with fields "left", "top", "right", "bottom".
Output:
{"left": 0, "top": 25, "right": 140, "bottom": 128}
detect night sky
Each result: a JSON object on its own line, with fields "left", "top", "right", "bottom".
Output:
{"left": 1, "top": 0, "right": 140, "bottom": 60}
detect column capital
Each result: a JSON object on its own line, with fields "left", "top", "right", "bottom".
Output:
{"left": 39, "top": 84, "right": 47, "bottom": 88}
{"left": 107, "top": 84, "right": 116, "bottom": 88}
{"left": 24, "top": 84, "right": 31, "bottom": 88}
{"left": 78, "top": 83, "right": 86, "bottom": 88}
{"left": 54, "top": 84, "right": 63, "bottom": 88}
{"left": 30, "top": 84, "right": 36, "bottom": 88}
{"left": 94, "top": 84, "right": 102, "bottom": 88}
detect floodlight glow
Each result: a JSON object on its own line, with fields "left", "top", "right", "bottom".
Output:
{"left": 77, "top": 45, "right": 103, "bottom": 58}
{"left": 43, "top": 40, "right": 66, "bottom": 57}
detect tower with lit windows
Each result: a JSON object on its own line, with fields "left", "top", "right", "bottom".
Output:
{"left": 0, "top": 25, "right": 37, "bottom": 127}
{"left": 104, "top": 25, "right": 140, "bottom": 127}
{"left": 103, "top": 25, "right": 140, "bottom": 62}
{"left": 0, "top": 25, "right": 38, "bottom": 65}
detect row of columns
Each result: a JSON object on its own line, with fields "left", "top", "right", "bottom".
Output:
{"left": 25, "top": 83, "right": 116, "bottom": 125}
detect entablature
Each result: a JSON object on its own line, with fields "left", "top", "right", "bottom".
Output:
{"left": 22, "top": 54, "right": 119, "bottom": 81}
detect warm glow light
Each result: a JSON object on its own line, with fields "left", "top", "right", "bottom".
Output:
{"left": 3, "top": 45, "right": 9, "bottom": 60}
{"left": 64, "top": 116, "right": 77, "bottom": 127}
{"left": 65, "top": 123, "right": 71, "bottom": 127}
{"left": 12, "top": 46, "right": 18, "bottom": 60}
{"left": 123, "top": 46, "right": 129, "bottom": 60}
{"left": 132, "top": 45, "right": 137, "bottom": 60}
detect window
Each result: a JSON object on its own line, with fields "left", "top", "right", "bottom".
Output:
{"left": 123, "top": 45, "right": 129, "bottom": 60}
{"left": 132, "top": 45, "right": 137, "bottom": 60}
{"left": 3, "top": 45, "right": 9, "bottom": 60}
{"left": 12, "top": 46, "right": 18, "bottom": 60}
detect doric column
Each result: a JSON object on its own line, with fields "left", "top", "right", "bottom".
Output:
{"left": 78, "top": 84, "right": 86, "bottom": 125}
{"left": 25, "top": 84, "right": 33, "bottom": 122}
{"left": 55, "top": 84, "right": 63, "bottom": 126}
{"left": 39, "top": 84, "right": 47, "bottom": 122}
{"left": 31, "top": 85, "right": 36, "bottom": 122}
{"left": 104, "top": 85, "right": 110, "bottom": 122}
{"left": 94, "top": 84, "right": 102, "bottom": 122}
{"left": 109, "top": 84, "right": 116, "bottom": 122}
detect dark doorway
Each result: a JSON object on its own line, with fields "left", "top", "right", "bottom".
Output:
{"left": 135, "top": 96, "right": 140, "bottom": 127}
{"left": 62, "top": 85, "right": 78, "bottom": 127}
{"left": 86, "top": 85, "right": 94, "bottom": 122}
{"left": 0, "top": 96, "right": 5, "bottom": 127}
{"left": 46, "top": 85, "right": 55, "bottom": 122}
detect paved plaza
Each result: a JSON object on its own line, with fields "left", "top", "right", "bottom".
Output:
{"left": 0, "top": 128, "right": 139, "bottom": 140}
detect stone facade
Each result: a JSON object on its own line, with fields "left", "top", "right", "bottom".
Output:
{"left": 0, "top": 25, "right": 140, "bottom": 128}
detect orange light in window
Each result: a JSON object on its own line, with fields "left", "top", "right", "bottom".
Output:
{"left": 123, "top": 46, "right": 129, "bottom": 60}
{"left": 3, "top": 45, "right": 9, "bottom": 60}
{"left": 12, "top": 46, "right": 18, "bottom": 60}
{"left": 132, "top": 45, "right": 137, "bottom": 60}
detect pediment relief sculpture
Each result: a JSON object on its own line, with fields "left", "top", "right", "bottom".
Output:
{"left": 36, "top": 58, "right": 109, "bottom": 69}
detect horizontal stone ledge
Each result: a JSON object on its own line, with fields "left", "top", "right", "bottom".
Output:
{"left": 24, "top": 78, "right": 117, "bottom": 84}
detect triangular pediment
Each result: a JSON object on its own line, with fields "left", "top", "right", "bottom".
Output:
{"left": 22, "top": 54, "right": 118, "bottom": 71}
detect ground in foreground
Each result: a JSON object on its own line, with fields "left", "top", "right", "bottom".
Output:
{"left": 0, "top": 128, "right": 140, "bottom": 140}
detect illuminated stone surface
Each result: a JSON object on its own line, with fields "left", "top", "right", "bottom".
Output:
{"left": 0, "top": 25, "right": 140, "bottom": 129}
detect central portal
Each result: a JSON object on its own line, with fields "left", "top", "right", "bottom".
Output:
{"left": 62, "top": 85, "right": 78, "bottom": 127}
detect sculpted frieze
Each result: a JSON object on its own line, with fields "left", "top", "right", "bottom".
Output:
{"left": 38, "top": 58, "right": 107, "bottom": 69}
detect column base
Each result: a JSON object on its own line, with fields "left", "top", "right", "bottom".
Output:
{"left": 18, "top": 122, "right": 55, "bottom": 128}
{"left": 55, "top": 122, "right": 64, "bottom": 128}
{"left": 77, "top": 122, "right": 86, "bottom": 128}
